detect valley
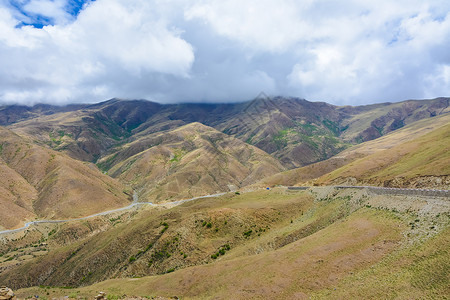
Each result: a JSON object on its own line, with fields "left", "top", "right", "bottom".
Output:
{"left": 0, "top": 96, "right": 448, "bottom": 299}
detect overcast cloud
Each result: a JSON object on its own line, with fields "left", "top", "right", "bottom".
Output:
{"left": 0, "top": 0, "right": 449, "bottom": 105}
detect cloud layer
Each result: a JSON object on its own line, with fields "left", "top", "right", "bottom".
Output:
{"left": 0, "top": 0, "right": 449, "bottom": 105}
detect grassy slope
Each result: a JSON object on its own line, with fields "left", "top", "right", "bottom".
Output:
{"left": 311, "top": 226, "right": 450, "bottom": 299}
{"left": 8, "top": 187, "right": 449, "bottom": 299}
{"left": 16, "top": 208, "right": 406, "bottom": 299}
{"left": 318, "top": 122, "right": 450, "bottom": 186}
{"left": 339, "top": 98, "right": 450, "bottom": 141}
{"left": 215, "top": 96, "right": 349, "bottom": 168}
{"left": 0, "top": 163, "right": 37, "bottom": 229}
{"left": 1, "top": 190, "right": 314, "bottom": 288}
{"left": 8, "top": 108, "right": 130, "bottom": 162}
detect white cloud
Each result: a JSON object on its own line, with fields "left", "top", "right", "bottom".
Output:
{"left": 185, "top": 0, "right": 313, "bottom": 53}
{"left": 0, "top": 0, "right": 194, "bottom": 104}
{"left": 186, "top": 0, "right": 450, "bottom": 104}
{"left": 0, "top": 0, "right": 449, "bottom": 105}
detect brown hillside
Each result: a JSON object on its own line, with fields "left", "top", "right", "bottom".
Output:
{"left": 0, "top": 163, "right": 37, "bottom": 230}
{"left": 317, "top": 120, "right": 450, "bottom": 188}
{"left": 0, "top": 126, "right": 130, "bottom": 228}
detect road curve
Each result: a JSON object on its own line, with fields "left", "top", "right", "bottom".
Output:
{"left": 0, "top": 192, "right": 226, "bottom": 236}
{"left": 2, "top": 186, "right": 448, "bottom": 236}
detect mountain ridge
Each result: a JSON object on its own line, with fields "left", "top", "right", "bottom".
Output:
{"left": 4, "top": 97, "right": 448, "bottom": 166}
{"left": 0, "top": 96, "right": 449, "bottom": 299}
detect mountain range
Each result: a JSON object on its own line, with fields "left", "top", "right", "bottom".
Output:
{"left": 0, "top": 96, "right": 449, "bottom": 299}
{"left": 0, "top": 96, "right": 449, "bottom": 225}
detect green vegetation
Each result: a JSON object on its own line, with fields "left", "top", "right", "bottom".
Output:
{"left": 211, "top": 244, "right": 231, "bottom": 259}
{"left": 322, "top": 119, "right": 340, "bottom": 136}
{"left": 243, "top": 229, "right": 252, "bottom": 237}
{"left": 272, "top": 129, "right": 289, "bottom": 149}
{"left": 160, "top": 222, "right": 169, "bottom": 234}
{"left": 169, "top": 149, "right": 186, "bottom": 163}
{"left": 148, "top": 235, "right": 182, "bottom": 267}
{"left": 120, "top": 158, "right": 137, "bottom": 173}
{"left": 96, "top": 153, "right": 118, "bottom": 172}
{"left": 297, "top": 122, "right": 319, "bottom": 135}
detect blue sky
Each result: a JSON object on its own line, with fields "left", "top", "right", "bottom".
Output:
{"left": 9, "top": 0, "right": 89, "bottom": 28}
{"left": 0, "top": 0, "right": 449, "bottom": 105}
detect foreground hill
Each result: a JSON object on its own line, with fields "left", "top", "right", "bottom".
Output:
{"left": 2, "top": 187, "right": 448, "bottom": 299}
{"left": 0, "top": 127, "right": 130, "bottom": 230}
{"left": 98, "top": 122, "right": 285, "bottom": 202}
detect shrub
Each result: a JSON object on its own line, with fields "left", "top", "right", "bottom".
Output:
{"left": 243, "top": 230, "right": 252, "bottom": 237}
{"left": 129, "top": 256, "right": 136, "bottom": 262}
{"left": 160, "top": 222, "right": 169, "bottom": 233}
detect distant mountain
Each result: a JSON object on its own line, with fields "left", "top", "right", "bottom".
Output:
{"left": 3, "top": 97, "right": 448, "bottom": 168}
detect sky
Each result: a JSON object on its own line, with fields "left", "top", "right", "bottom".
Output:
{"left": 0, "top": 0, "right": 449, "bottom": 106}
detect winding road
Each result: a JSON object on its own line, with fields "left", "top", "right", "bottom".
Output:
{"left": 0, "top": 192, "right": 226, "bottom": 236}
{"left": 1, "top": 185, "right": 448, "bottom": 236}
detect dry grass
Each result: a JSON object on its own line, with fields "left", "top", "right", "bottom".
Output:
{"left": 10, "top": 187, "right": 449, "bottom": 299}
{"left": 311, "top": 226, "right": 450, "bottom": 299}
